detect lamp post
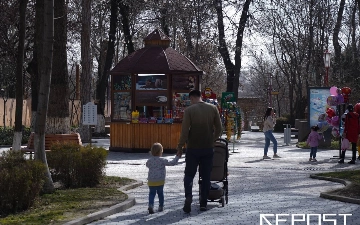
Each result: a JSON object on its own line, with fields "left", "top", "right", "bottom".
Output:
{"left": 268, "top": 73, "right": 273, "bottom": 107}
{"left": 323, "top": 50, "right": 331, "bottom": 86}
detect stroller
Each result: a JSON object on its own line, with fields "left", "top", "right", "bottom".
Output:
{"left": 198, "top": 138, "right": 229, "bottom": 207}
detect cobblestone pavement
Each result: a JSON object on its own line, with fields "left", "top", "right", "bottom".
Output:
{"left": 90, "top": 132, "right": 360, "bottom": 225}
{"left": 2, "top": 132, "right": 359, "bottom": 225}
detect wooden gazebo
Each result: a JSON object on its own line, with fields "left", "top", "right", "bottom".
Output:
{"left": 109, "top": 29, "right": 204, "bottom": 152}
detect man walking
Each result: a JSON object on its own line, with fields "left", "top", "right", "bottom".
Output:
{"left": 176, "top": 90, "right": 222, "bottom": 213}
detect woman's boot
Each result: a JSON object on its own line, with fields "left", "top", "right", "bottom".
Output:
{"left": 338, "top": 151, "right": 346, "bottom": 163}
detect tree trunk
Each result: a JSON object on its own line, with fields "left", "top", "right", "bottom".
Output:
{"left": 332, "top": 0, "right": 345, "bottom": 84}
{"left": 13, "top": 0, "right": 29, "bottom": 151}
{"left": 213, "top": 0, "right": 234, "bottom": 93}
{"left": 27, "top": 0, "right": 43, "bottom": 132}
{"left": 119, "top": 0, "right": 134, "bottom": 54}
{"left": 357, "top": 0, "right": 360, "bottom": 22}
{"left": 96, "top": 0, "right": 118, "bottom": 133}
{"left": 46, "top": 0, "right": 70, "bottom": 134}
{"left": 34, "top": 0, "right": 55, "bottom": 194}
{"left": 95, "top": 114, "right": 105, "bottom": 133}
{"left": 160, "top": 3, "right": 170, "bottom": 36}
{"left": 214, "top": 0, "right": 251, "bottom": 99}
{"left": 232, "top": 0, "right": 251, "bottom": 99}
{"left": 79, "top": 0, "right": 92, "bottom": 142}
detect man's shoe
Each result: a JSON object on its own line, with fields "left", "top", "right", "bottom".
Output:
{"left": 309, "top": 158, "right": 312, "bottom": 161}
{"left": 200, "top": 206, "right": 207, "bottom": 211}
{"left": 148, "top": 207, "right": 154, "bottom": 214}
{"left": 312, "top": 158, "right": 317, "bottom": 162}
{"left": 348, "top": 160, "right": 355, "bottom": 164}
{"left": 263, "top": 155, "right": 271, "bottom": 159}
{"left": 158, "top": 206, "right": 163, "bottom": 212}
{"left": 183, "top": 198, "right": 192, "bottom": 213}
{"left": 338, "top": 159, "right": 344, "bottom": 163}
{"left": 273, "top": 154, "right": 281, "bottom": 158}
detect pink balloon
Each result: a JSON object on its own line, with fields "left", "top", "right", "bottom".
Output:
{"left": 330, "top": 86, "right": 338, "bottom": 96}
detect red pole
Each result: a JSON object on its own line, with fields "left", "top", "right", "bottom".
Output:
{"left": 325, "top": 67, "right": 329, "bottom": 86}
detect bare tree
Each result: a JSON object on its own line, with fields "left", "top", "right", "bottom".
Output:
{"left": 79, "top": 0, "right": 92, "bottom": 142}
{"left": 332, "top": 0, "right": 346, "bottom": 84}
{"left": 96, "top": 0, "right": 118, "bottom": 133}
{"left": 46, "top": 0, "right": 70, "bottom": 134}
{"left": 34, "top": 0, "right": 55, "bottom": 194}
{"left": 12, "top": 0, "right": 29, "bottom": 150}
{"left": 27, "top": 0, "right": 43, "bottom": 131}
{"left": 119, "top": 0, "right": 135, "bottom": 54}
{"left": 213, "top": 0, "right": 252, "bottom": 100}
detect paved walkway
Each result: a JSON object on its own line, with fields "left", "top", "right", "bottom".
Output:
{"left": 2, "top": 132, "right": 359, "bottom": 225}
{"left": 91, "top": 132, "right": 360, "bottom": 225}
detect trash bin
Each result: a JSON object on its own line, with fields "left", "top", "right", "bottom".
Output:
{"left": 284, "top": 124, "right": 291, "bottom": 145}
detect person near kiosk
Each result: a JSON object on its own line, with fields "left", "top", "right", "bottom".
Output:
{"left": 176, "top": 89, "right": 222, "bottom": 213}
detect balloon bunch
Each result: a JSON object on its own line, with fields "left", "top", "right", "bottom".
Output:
{"left": 327, "top": 86, "right": 344, "bottom": 106}
{"left": 322, "top": 86, "right": 352, "bottom": 138}
{"left": 317, "top": 113, "right": 330, "bottom": 133}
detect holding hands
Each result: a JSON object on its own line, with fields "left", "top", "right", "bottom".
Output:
{"left": 176, "top": 147, "right": 183, "bottom": 158}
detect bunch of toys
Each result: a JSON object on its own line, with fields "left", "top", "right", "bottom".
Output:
{"left": 318, "top": 86, "right": 353, "bottom": 138}
{"left": 222, "top": 102, "right": 243, "bottom": 141}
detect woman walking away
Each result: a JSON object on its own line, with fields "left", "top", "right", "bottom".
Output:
{"left": 306, "top": 125, "right": 323, "bottom": 162}
{"left": 263, "top": 107, "right": 281, "bottom": 159}
{"left": 338, "top": 104, "right": 360, "bottom": 164}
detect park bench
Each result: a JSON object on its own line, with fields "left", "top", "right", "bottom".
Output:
{"left": 291, "top": 128, "right": 299, "bottom": 138}
{"left": 21, "top": 132, "right": 82, "bottom": 159}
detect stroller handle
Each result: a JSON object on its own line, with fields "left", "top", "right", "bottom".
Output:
{"left": 215, "top": 138, "right": 228, "bottom": 147}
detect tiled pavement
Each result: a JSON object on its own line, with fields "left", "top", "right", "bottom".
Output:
{"left": 2, "top": 132, "right": 359, "bottom": 225}
{"left": 90, "top": 132, "right": 360, "bottom": 225}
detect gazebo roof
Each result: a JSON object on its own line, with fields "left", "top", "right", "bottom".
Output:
{"left": 110, "top": 29, "right": 204, "bottom": 75}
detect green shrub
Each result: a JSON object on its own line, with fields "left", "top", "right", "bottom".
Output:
{"left": 0, "top": 150, "right": 46, "bottom": 216}
{"left": 0, "top": 127, "right": 31, "bottom": 145}
{"left": 77, "top": 145, "right": 108, "bottom": 187}
{"left": 274, "top": 117, "right": 290, "bottom": 132}
{"left": 47, "top": 143, "right": 108, "bottom": 188}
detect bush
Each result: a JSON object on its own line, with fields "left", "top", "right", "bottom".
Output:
{"left": 274, "top": 117, "right": 290, "bottom": 132}
{"left": 0, "top": 127, "right": 31, "bottom": 145}
{"left": 0, "top": 150, "right": 46, "bottom": 216}
{"left": 47, "top": 143, "right": 108, "bottom": 188}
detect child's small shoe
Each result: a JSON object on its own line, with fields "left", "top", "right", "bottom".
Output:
{"left": 158, "top": 206, "right": 163, "bottom": 212}
{"left": 148, "top": 207, "right": 154, "bottom": 214}
{"left": 312, "top": 158, "right": 317, "bottom": 162}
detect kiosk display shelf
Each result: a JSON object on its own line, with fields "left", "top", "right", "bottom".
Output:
{"left": 109, "top": 29, "right": 204, "bottom": 152}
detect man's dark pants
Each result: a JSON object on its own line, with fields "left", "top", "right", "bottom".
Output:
{"left": 184, "top": 148, "right": 213, "bottom": 207}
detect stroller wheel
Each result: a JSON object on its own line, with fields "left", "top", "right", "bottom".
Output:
{"left": 221, "top": 196, "right": 225, "bottom": 207}
{"left": 225, "top": 196, "right": 228, "bottom": 204}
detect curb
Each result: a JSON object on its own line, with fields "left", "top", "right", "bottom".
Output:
{"left": 64, "top": 180, "right": 143, "bottom": 225}
{"left": 310, "top": 174, "right": 360, "bottom": 205}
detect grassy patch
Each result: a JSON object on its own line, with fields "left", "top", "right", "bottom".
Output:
{"left": 0, "top": 176, "right": 136, "bottom": 225}
{"left": 315, "top": 170, "right": 360, "bottom": 199}
{"left": 297, "top": 140, "right": 340, "bottom": 149}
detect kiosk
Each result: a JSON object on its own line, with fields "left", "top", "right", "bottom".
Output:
{"left": 109, "top": 29, "right": 204, "bottom": 152}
